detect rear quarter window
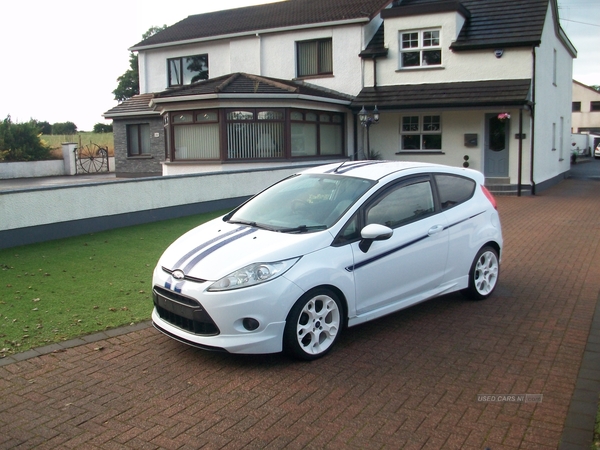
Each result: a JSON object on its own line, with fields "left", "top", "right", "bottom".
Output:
{"left": 434, "top": 174, "right": 475, "bottom": 210}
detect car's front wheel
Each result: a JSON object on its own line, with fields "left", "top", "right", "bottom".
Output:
{"left": 463, "top": 246, "right": 499, "bottom": 300}
{"left": 283, "top": 288, "right": 343, "bottom": 360}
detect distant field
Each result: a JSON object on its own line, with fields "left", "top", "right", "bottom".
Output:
{"left": 43, "top": 132, "right": 114, "bottom": 157}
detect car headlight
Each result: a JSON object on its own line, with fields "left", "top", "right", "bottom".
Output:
{"left": 207, "top": 257, "right": 300, "bottom": 292}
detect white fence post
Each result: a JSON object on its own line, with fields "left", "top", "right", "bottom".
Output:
{"left": 62, "top": 142, "right": 77, "bottom": 175}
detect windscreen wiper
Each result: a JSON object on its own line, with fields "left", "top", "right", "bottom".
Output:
{"left": 277, "top": 225, "right": 327, "bottom": 234}
{"left": 227, "top": 219, "right": 275, "bottom": 231}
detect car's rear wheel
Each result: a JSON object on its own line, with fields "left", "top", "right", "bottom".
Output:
{"left": 463, "top": 246, "right": 499, "bottom": 300}
{"left": 283, "top": 288, "right": 342, "bottom": 360}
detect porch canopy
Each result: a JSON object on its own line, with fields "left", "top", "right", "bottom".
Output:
{"left": 351, "top": 79, "right": 533, "bottom": 111}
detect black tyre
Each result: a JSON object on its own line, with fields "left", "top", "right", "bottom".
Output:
{"left": 463, "top": 246, "right": 499, "bottom": 300}
{"left": 283, "top": 288, "right": 343, "bottom": 361}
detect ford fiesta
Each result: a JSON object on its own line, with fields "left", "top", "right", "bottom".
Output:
{"left": 152, "top": 161, "right": 502, "bottom": 360}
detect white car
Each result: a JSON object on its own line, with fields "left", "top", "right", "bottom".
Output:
{"left": 595, "top": 143, "right": 600, "bottom": 159}
{"left": 152, "top": 161, "right": 502, "bottom": 360}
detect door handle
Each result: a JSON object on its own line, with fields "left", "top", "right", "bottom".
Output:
{"left": 428, "top": 225, "right": 445, "bottom": 235}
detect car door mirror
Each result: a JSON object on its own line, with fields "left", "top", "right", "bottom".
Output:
{"left": 359, "top": 224, "right": 393, "bottom": 253}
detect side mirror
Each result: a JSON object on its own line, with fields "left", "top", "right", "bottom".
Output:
{"left": 359, "top": 223, "right": 393, "bottom": 253}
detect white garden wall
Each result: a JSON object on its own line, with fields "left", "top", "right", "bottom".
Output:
{"left": 0, "top": 163, "right": 328, "bottom": 249}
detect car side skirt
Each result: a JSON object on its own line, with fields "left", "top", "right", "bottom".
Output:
{"left": 347, "top": 277, "right": 466, "bottom": 328}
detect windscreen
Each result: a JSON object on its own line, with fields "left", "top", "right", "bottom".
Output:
{"left": 228, "top": 174, "right": 375, "bottom": 232}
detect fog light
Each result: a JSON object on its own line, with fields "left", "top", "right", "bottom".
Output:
{"left": 242, "top": 318, "right": 260, "bottom": 331}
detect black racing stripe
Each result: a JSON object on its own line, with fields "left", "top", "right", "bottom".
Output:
{"left": 326, "top": 160, "right": 385, "bottom": 174}
{"left": 445, "top": 210, "right": 485, "bottom": 230}
{"left": 346, "top": 234, "right": 430, "bottom": 272}
{"left": 173, "top": 226, "right": 247, "bottom": 269}
{"left": 346, "top": 211, "right": 486, "bottom": 271}
{"left": 182, "top": 228, "right": 258, "bottom": 273}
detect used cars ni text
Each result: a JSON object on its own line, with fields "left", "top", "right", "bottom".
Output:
{"left": 152, "top": 161, "right": 503, "bottom": 360}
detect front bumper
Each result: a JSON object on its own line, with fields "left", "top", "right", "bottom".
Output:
{"left": 151, "top": 267, "right": 304, "bottom": 354}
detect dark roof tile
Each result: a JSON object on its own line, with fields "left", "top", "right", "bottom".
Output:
{"left": 154, "top": 72, "right": 353, "bottom": 102}
{"left": 133, "top": 0, "right": 393, "bottom": 49}
{"left": 103, "top": 94, "right": 156, "bottom": 118}
{"left": 383, "top": 0, "right": 549, "bottom": 50}
{"left": 352, "top": 79, "right": 532, "bottom": 109}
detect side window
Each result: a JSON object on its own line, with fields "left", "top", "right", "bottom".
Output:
{"left": 127, "top": 123, "right": 150, "bottom": 157}
{"left": 334, "top": 213, "right": 360, "bottom": 246}
{"left": 434, "top": 174, "right": 475, "bottom": 210}
{"left": 366, "top": 179, "right": 434, "bottom": 228}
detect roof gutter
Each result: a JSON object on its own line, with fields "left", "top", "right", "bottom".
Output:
{"left": 149, "top": 93, "right": 352, "bottom": 107}
{"left": 130, "top": 18, "right": 370, "bottom": 52}
{"left": 103, "top": 111, "right": 160, "bottom": 119}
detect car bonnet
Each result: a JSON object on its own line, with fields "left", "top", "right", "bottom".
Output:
{"left": 158, "top": 217, "right": 334, "bottom": 281}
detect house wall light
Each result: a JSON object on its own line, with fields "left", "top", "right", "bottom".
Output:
{"left": 359, "top": 105, "right": 380, "bottom": 159}
{"left": 494, "top": 49, "right": 504, "bottom": 58}
{"left": 359, "top": 105, "right": 380, "bottom": 127}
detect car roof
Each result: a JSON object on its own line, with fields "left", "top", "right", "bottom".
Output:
{"left": 302, "top": 160, "right": 483, "bottom": 183}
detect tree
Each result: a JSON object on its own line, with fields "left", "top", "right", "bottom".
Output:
{"left": 52, "top": 121, "right": 77, "bottom": 135}
{"left": 113, "top": 25, "right": 167, "bottom": 102}
{"left": 30, "top": 120, "right": 52, "bottom": 135}
{"left": 592, "top": 85, "right": 600, "bottom": 92}
{"left": 0, "top": 116, "right": 52, "bottom": 162}
{"left": 93, "top": 123, "right": 113, "bottom": 133}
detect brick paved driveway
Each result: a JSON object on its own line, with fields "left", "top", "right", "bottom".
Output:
{"left": 1, "top": 177, "right": 600, "bottom": 449}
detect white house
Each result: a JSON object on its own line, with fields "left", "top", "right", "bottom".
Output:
{"left": 571, "top": 80, "right": 600, "bottom": 135}
{"left": 104, "top": 0, "right": 576, "bottom": 195}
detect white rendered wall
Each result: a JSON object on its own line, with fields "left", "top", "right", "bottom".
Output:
{"left": 367, "top": 11, "right": 533, "bottom": 87}
{"left": 367, "top": 109, "right": 532, "bottom": 184}
{"left": 531, "top": 4, "right": 573, "bottom": 185}
{"left": 572, "top": 81, "right": 600, "bottom": 132}
{"left": 139, "top": 24, "right": 365, "bottom": 96}
{"left": 0, "top": 167, "right": 311, "bottom": 232}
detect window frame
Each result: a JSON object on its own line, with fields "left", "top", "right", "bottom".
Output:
{"left": 333, "top": 174, "right": 439, "bottom": 247}
{"left": 169, "top": 110, "right": 220, "bottom": 161}
{"left": 296, "top": 38, "right": 333, "bottom": 78}
{"left": 167, "top": 54, "right": 209, "bottom": 87}
{"left": 165, "top": 108, "right": 345, "bottom": 162}
{"left": 591, "top": 101, "right": 600, "bottom": 112}
{"left": 399, "top": 29, "right": 442, "bottom": 69}
{"left": 432, "top": 173, "right": 476, "bottom": 211}
{"left": 126, "top": 123, "right": 150, "bottom": 157}
{"left": 572, "top": 102, "right": 581, "bottom": 112}
{"left": 225, "top": 108, "right": 286, "bottom": 160}
{"left": 290, "top": 110, "right": 344, "bottom": 157}
{"left": 399, "top": 114, "right": 442, "bottom": 151}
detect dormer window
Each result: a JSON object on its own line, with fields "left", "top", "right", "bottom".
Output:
{"left": 399, "top": 30, "right": 441, "bottom": 68}
{"left": 167, "top": 54, "right": 209, "bottom": 87}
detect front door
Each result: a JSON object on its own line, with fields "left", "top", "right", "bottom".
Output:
{"left": 484, "top": 114, "right": 510, "bottom": 177}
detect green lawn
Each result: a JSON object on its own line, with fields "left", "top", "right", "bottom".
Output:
{"left": 0, "top": 210, "right": 226, "bottom": 356}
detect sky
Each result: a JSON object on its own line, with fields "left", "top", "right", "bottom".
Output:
{"left": 0, "top": 0, "right": 598, "bottom": 131}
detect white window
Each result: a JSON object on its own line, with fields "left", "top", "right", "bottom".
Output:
{"left": 400, "top": 115, "right": 442, "bottom": 150}
{"left": 399, "top": 30, "right": 441, "bottom": 68}
{"left": 173, "top": 111, "right": 220, "bottom": 160}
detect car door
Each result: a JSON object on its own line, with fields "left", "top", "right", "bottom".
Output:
{"left": 348, "top": 175, "right": 449, "bottom": 315}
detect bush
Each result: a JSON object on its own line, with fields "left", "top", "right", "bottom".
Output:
{"left": 0, "top": 116, "right": 53, "bottom": 162}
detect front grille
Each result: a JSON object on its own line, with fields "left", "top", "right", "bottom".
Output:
{"left": 153, "top": 286, "right": 219, "bottom": 336}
